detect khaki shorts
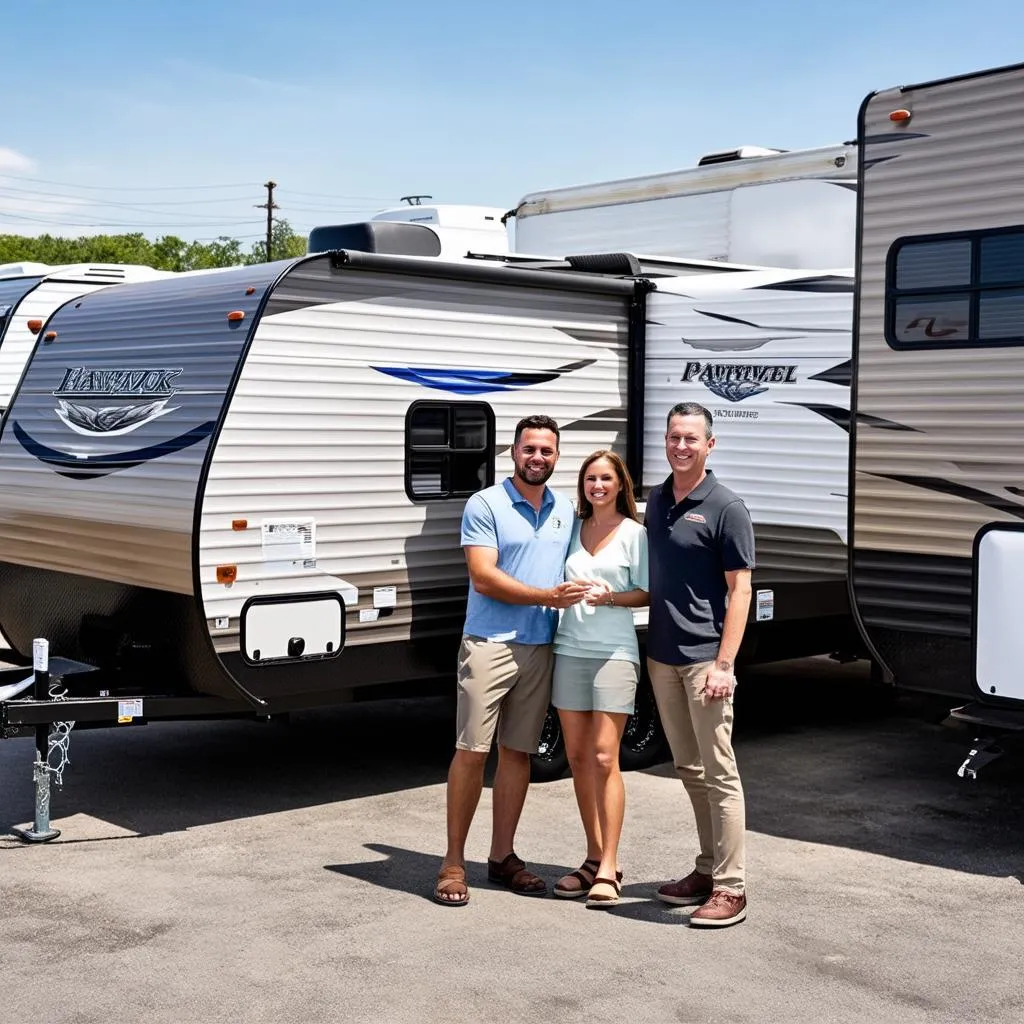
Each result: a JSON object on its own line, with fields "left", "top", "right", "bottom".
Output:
{"left": 456, "top": 635, "right": 554, "bottom": 753}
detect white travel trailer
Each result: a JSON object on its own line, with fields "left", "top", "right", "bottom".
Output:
{"left": 848, "top": 60, "right": 1024, "bottom": 775}
{"left": 510, "top": 143, "right": 857, "bottom": 270}
{"left": 307, "top": 204, "right": 510, "bottom": 260}
{"left": 0, "top": 262, "right": 171, "bottom": 416}
{"left": 0, "top": 246, "right": 861, "bottom": 770}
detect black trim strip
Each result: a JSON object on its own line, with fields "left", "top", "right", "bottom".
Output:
{"left": 880, "top": 473, "right": 1024, "bottom": 520}
{"left": 781, "top": 404, "right": 920, "bottom": 434}
{"left": 329, "top": 249, "right": 640, "bottom": 296}
{"left": 626, "top": 285, "right": 651, "bottom": 491}
{"left": 807, "top": 360, "right": 852, "bottom": 386}
{"left": 895, "top": 60, "right": 1024, "bottom": 94}
{"left": 862, "top": 155, "right": 901, "bottom": 170}
{"left": 696, "top": 309, "right": 846, "bottom": 333}
{"left": 753, "top": 276, "right": 855, "bottom": 294}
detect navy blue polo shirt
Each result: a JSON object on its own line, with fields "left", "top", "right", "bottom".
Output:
{"left": 644, "top": 469, "right": 755, "bottom": 665}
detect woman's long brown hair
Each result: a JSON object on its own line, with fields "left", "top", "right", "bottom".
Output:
{"left": 576, "top": 449, "right": 639, "bottom": 521}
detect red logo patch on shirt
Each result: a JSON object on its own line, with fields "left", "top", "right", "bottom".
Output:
{"left": 684, "top": 512, "right": 706, "bottom": 524}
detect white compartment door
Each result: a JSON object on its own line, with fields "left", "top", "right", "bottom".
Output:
{"left": 975, "top": 525, "right": 1024, "bottom": 702}
{"left": 242, "top": 593, "right": 345, "bottom": 664}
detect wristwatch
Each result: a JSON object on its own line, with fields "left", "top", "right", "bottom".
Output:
{"left": 605, "top": 593, "right": 615, "bottom": 607}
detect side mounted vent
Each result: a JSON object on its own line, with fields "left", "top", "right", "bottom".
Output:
{"left": 565, "top": 252, "right": 642, "bottom": 276}
{"left": 697, "top": 145, "right": 785, "bottom": 166}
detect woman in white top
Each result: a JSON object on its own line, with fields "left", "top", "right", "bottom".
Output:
{"left": 551, "top": 449, "right": 649, "bottom": 908}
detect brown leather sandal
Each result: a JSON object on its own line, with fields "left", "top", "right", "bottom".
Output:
{"left": 585, "top": 876, "right": 622, "bottom": 909}
{"left": 553, "top": 858, "right": 600, "bottom": 899}
{"left": 486, "top": 853, "right": 548, "bottom": 897}
{"left": 433, "top": 865, "right": 470, "bottom": 907}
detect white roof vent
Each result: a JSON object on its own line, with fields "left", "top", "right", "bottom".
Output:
{"left": 697, "top": 145, "right": 786, "bottom": 167}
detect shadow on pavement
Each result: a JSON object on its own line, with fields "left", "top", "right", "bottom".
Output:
{"left": 0, "top": 696, "right": 458, "bottom": 839}
{"left": 643, "top": 657, "right": 1024, "bottom": 880}
{"left": 324, "top": 844, "right": 568, "bottom": 904}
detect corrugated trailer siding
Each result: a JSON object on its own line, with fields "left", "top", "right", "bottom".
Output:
{"left": 199, "top": 261, "right": 630, "bottom": 653}
{"left": 0, "top": 263, "right": 281, "bottom": 593}
{"left": 853, "top": 67, "right": 1024, "bottom": 693}
{"left": 644, "top": 277, "right": 852, "bottom": 607}
{"left": 0, "top": 280, "right": 112, "bottom": 409}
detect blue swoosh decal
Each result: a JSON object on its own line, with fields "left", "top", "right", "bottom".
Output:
{"left": 372, "top": 360, "right": 595, "bottom": 396}
{"left": 13, "top": 420, "right": 216, "bottom": 479}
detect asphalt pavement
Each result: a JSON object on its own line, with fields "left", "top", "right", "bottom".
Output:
{"left": 2, "top": 657, "right": 1023, "bottom": 1024}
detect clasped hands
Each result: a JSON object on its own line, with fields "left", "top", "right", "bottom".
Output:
{"left": 546, "top": 578, "right": 613, "bottom": 609}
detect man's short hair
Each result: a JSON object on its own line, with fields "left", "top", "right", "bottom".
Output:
{"left": 666, "top": 402, "right": 713, "bottom": 439}
{"left": 514, "top": 414, "right": 560, "bottom": 448}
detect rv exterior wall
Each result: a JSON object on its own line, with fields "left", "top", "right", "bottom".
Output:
{"left": 513, "top": 145, "right": 857, "bottom": 269}
{"left": 646, "top": 269, "right": 853, "bottom": 625}
{"left": 199, "top": 258, "right": 632, "bottom": 669}
{"left": 852, "top": 63, "right": 1024, "bottom": 698}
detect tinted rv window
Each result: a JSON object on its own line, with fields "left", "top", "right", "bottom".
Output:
{"left": 887, "top": 227, "right": 1024, "bottom": 348}
{"left": 406, "top": 401, "right": 494, "bottom": 501}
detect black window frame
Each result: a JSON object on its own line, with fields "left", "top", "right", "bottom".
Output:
{"left": 404, "top": 399, "right": 494, "bottom": 502}
{"left": 886, "top": 225, "right": 1024, "bottom": 350}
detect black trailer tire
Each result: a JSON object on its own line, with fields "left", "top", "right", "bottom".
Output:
{"left": 530, "top": 706, "right": 568, "bottom": 782}
{"left": 619, "top": 675, "right": 667, "bottom": 771}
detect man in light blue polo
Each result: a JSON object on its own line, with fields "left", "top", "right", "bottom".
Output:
{"left": 433, "top": 415, "right": 588, "bottom": 907}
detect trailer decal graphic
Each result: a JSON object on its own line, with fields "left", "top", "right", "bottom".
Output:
{"left": 371, "top": 359, "right": 596, "bottom": 395}
{"left": 682, "top": 360, "right": 797, "bottom": 402}
{"left": 11, "top": 419, "right": 216, "bottom": 479}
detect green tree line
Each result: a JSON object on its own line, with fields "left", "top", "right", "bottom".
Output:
{"left": 0, "top": 219, "right": 308, "bottom": 271}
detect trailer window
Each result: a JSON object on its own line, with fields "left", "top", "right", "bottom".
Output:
{"left": 887, "top": 228, "right": 1024, "bottom": 348}
{"left": 405, "top": 401, "right": 494, "bottom": 501}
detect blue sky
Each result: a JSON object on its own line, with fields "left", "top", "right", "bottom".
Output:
{"left": 2, "top": 0, "right": 1024, "bottom": 243}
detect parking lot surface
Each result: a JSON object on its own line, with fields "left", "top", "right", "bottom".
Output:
{"left": 2, "top": 657, "right": 1023, "bottom": 1024}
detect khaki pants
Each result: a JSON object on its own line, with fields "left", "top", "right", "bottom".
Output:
{"left": 647, "top": 658, "right": 745, "bottom": 894}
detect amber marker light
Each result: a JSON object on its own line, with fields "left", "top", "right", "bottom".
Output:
{"left": 889, "top": 109, "right": 912, "bottom": 123}
{"left": 227, "top": 310, "right": 245, "bottom": 322}
{"left": 26, "top": 319, "right": 42, "bottom": 333}
{"left": 216, "top": 565, "right": 238, "bottom": 584}
{"left": 231, "top": 519, "right": 248, "bottom": 531}
{"left": 43, "top": 331, "right": 57, "bottom": 341}
{"left": 245, "top": 287, "right": 255, "bottom": 295}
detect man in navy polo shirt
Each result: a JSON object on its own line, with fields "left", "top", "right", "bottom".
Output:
{"left": 433, "top": 414, "right": 588, "bottom": 907}
{"left": 645, "top": 401, "right": 754, "bottom": 928}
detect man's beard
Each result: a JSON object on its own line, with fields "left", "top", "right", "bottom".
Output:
{"left": 516, "top": 462, "right": 554, "bottom": 486}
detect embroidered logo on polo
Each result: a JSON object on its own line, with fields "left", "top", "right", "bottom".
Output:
{"left": 684, "top": 512, "right": 707, "bottom": 524}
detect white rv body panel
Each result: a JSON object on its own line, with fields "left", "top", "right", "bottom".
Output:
{"left": 644, "top": 270, "right": 853, "bottom": 622}
{"left": 513, "top": 145, "right": 856, "bottom": 269}
{"left": 198, "top": 267, "right": 628, "bottom": 654}
{"left": 0, "top": 263, "right": 171, "bottom": 411}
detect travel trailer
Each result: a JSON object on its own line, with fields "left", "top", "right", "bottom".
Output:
{"left": 510, "top": 143, "right": 857, "bottom": 270}
{"left": 0, "top": 262, "right": 171, "bottom": 416}
{"left": 0, "top": 247, "right": 862, "bottom": 769}
{"left": 307, "top": 203, "right": 510, "bottom": 260}
{"left": 848, "top": 60, "right": 1024, "bottom": 775}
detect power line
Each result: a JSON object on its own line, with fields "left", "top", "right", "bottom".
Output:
{"left": 0, "top": 184, "right": 255, "bottom": 207}
{"left": 0, "top": 173, "right": 260, "bottom": 192}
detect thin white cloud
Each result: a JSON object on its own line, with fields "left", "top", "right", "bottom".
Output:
{"left": 0, "top": 148, "right": 35, "bottom": 173}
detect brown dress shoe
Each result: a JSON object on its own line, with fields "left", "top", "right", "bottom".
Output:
{"left": 656, "top": 869, "right": 714, "bottom": 906}
{"left": 689, "top": 889, "right": 747, "bottom": 927}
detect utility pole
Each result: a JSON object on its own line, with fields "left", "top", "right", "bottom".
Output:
{"left": 256, "top": 181, "right": 278, "bottom": 261}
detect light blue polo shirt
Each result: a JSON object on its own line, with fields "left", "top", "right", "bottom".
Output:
{"left": 461, "top": 477, "right": 575, "bottom": 645}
